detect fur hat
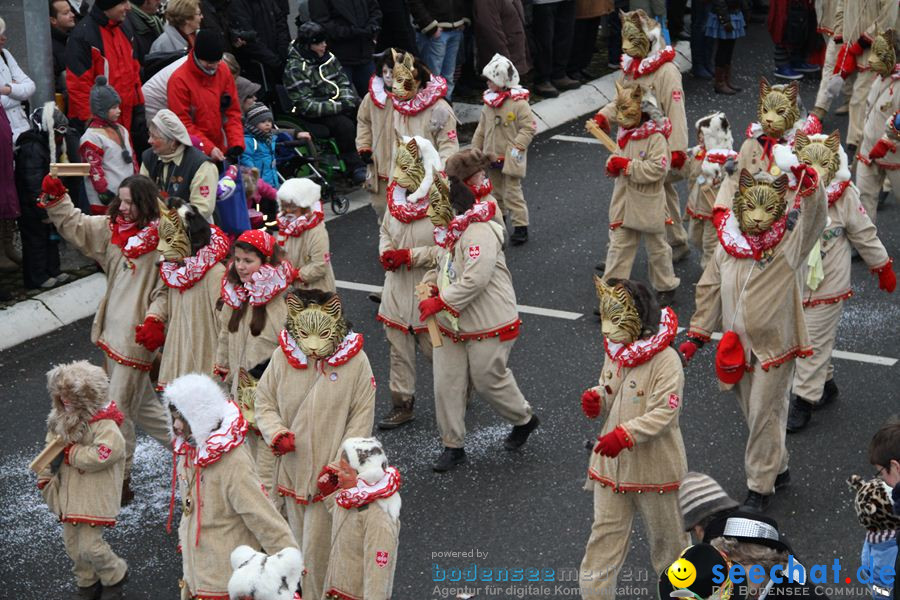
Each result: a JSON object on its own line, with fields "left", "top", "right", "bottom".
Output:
{"left": 228, "top": 545, "right": 304, "bottom": 600}
{"left": 445, "top": 148, "right": 493, "bottom": 182}
{"left": 46, "top": 360, "right": 110, "bottom": 444}
{"left": 277, "top": 178, "right": 322, "bottom": 210}
{"left": 696, "top": 112, "right": 733, "bottom": 151}
{"left": 342, "top": 437, "right": 388, "bottom": 485}
{"left": 482, "top": 53, "right": 519, "bottom": 89}
{"left": 152, "top": 108, "right": 193, "bottom": 147}
{"left": 400, "top": 135, "right": 443, "bottom": 203}
{"left": 245, "top": 102, "right": 273, "bottom": 127}
{"left": 90, "top": 76, "right": 121, "bottom": 120}
{"left": 848, "top": 475, "right": 900, "bottom": 532}
{"left": 195, "top": 28, "right": 225, "bottom": 62}
{"left": 163, "top": 373, "right": 232, "bottom": 448}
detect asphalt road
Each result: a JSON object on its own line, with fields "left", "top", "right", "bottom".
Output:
{"left": 2, "top": 24, "right": 898, "bottom": 600}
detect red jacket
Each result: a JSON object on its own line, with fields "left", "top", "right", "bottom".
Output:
{"left": 167, "top": 54, "right": 245, "bottom": 156}
{"left": 65, "top": 5, "right": 143, "bottom": 129}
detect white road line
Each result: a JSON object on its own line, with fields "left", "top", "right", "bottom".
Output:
{"left": 336, "top": 280, "right": 383, "bottom": 294}
{"left": 550, "top": 134, "right": 603, "bottom": 145}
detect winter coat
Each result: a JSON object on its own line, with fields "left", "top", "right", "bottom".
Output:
{"left": 167, "top": 53, "right": 245, "bottom": 156}
{"left": 230, "top": 0, "right": 292, "bottom": 70}
{"left": 215, "top": 295, "right": 289, "bottom": 388}
{"left": 51, "top": 27, "right": 69, "bottom": 91}
{"left": 283, "top": 46, "right": 359, "bottom": 118}
{"left": 280, "top": 219, "right": 337, "bottom": 293}
{"left": 0, "top": 109, "right": 19, "bottom": 220}
{"left": 374, "top": 0, "right": 418, "bottom": 53}
{"left": 309, "top": 0, "right": 382, "bottom": 67}
{"left": 140, "top": 143, "right": 219, "bottom": 221}
{"left": 65, "top": 5, "right": 144, "bottom": 129}
{"left": 472, "top": 0, "right": 531, "bottom": 75}
{"left": 472, "top": 90, "right": 536, "bottom": 179}
{"left": 125, "top": 5, "right": 164, "bottom": 66}
{"left": 390, "top": 77, "right": 458, "bottom": 164}
{"left": 79, "top": 124, "right": 138, "bottom": 211}
{"left": 608, "top": 121, "right": 671, "bottom": 233}
{"left": 576, "top": 0, "right": 614, "bottom": 19}
{"left": 0, "top": 49, "right": 36, "bottom": 142}
{"left": 406, "top": 0, "right": 471, "bottom": 34}
{"left": 148, "top": 22, "right": 190, "bottom": 55}
{"left": 141, "top": 55, "right": 188, "bottom": 122}
{"left": 241, "top": 133, "right": 279, "bottom": 188}
{"left": 858, "top": 73, "right": 900, "bottom": 170}
{"left": 355, "top": 76, "right": 394, "bottom": 191}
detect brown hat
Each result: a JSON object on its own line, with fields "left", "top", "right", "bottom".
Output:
{"left": 445, "top": 148, "right": 494, "bottom": 181}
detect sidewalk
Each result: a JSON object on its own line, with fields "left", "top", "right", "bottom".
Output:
{"left": 0, "top": 41, "right": 692, "bottom": 352}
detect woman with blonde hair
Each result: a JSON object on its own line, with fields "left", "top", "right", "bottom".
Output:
{"left": 149, "top": 0, "right": 202, "bottom": 54}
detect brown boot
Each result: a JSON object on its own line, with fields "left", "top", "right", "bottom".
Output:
{"left": 724, "top": 65, "right": 743, "bottom": 92}
{"left": 714, "top": 67, "right": 737, "bottom": 95}
{"left": 1, "top": 220, "right": 21, "bottom": 266}
{"left": 377, "top": 393, "right": 415, "bottom": 430}
{"left": 121, "top": 476, "right": 134, "bottom": 507}
{"left": 0, "top": 221, "right": 17, "bottom": 273}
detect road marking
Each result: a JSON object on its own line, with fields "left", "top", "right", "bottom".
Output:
{"left": 551, "top": 134, "right": 603, "bottom": 145}
{"left": 337, "top": 280, "right": 382, "bottom": 294}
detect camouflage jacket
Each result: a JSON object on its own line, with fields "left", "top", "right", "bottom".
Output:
{"left": 283, "top": 45, "right": 359, "bottom": 118}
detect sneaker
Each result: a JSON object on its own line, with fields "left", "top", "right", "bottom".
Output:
{"left": 351, "top": 166, "right": 367, "bottom": 185}
{"left": 510, "top": 226, "right": 528, "bottom": 246}
{"left": 792, "top": 62, "right": 821, "bottom": 74}
{"left": 817, "top": 379, "right": 839, "bottom": 408}
{"left": 39, "top": 276, "right": 58, "bottom": 289}
{"left": 742, "top": 490, "right": 771, "bottom": 512}
{"left": 786, "top": 395, "right": 814, "bottom": 433}
{"left": 552, "top": 76, "right": 582, "bottom": 91}
{"left": 504, "top": 415, "right": 540, "bottom": 450}
{"left": 99, "top": 570, "right": 127, "bottom": 600}
{"left": 54, "top": 273, "right": 72, "bottom": 284}
{"left": 774, "top": 469, "right": 791, "bottom": 490}
{"left": 607, "top": 61, "right": 621, "bottom": 69}
{"left": 534, "top": 81, "right": 560, "bottom": 98}
{"left": 774, "top": 65, "right": 803, "bottom": 80}
{"left": 368, "top": 292, "right": 382, "bottom": 304}
{"left": 433, "top": 447, "right": 467, "bottom": 472}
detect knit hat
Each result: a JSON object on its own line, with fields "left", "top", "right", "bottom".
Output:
{"left": 237, "top": 229, "right": 275, "bottom": 257}
{"left": 151, "top": 109, "right": 193, "bottom": 147}
{"left": 96, "top": 0, "right": 128, "bottom": 11}
{"left": 277, "top": 178, "right": 321, "bottom": 210}
{"left": 679, "top": 472, "right": 740, "bottom": 532}
{"left": 90, "top": 76, "right": 121, "bottom": 119}
{"left": 482, "top": 53, "right": 519, "bottom": 89}
{"left": 236, "top": 76, "right": 261, "bottom": 106}
{"left": 194, "top": 28, "right": 225, "bottom": 62}
{"left": 245, "top": 102, "right": 273, "bottom": 127}
{"left": 445, "top": 148, "right": 494, "bottom": 182}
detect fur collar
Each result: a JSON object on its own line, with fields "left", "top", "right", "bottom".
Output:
{"left": 391, "top": 75, "right": 448, "bottom": 116}
{"left": 604, "top": 307, "right": 677, "bottom": 368}
{"left": 745, "top": 113, "right": 822, "bottom": 146}
{"left": 482, "top": 87, "right": 530, "bottom": 107}
{"left": 335, "top": 466, "right": 402, "bottom": 521}
{"left": 827, "top": 180, "right": 852, "bottom": 206}
{"left": 278, "top": 330, "right": 364, "bottom": 370}
{"left": 48, "top": 401, "right": 124, "bottom": 444}
{"left": 277, "top": 201, "right": 324, "bottom": 240}
{"left": 368, "top": 74, "right": 390, "bottom": 109}
{"left": 158, "top": 225, "right": 229, "bottom": 291}
{"left": 172, "top": 399, "right": 248, "bottom": 467}
{"left": 109, "top": 217, "right": 160, "bottom": 260}
{"left": 617, "top": 117, "right": 672, "bottom": 148}
{"left": 386, "top": 180, "right": 430, "bottom": 223}
{"left": 221, "top": 261, "right": 296, "bottom": 309}
{"left": 714, "top": 204, "right": 796, "bottom": 260}
{"left": 433, "top": 201, "right": 497, "bottom": 250}
{"left": 620, "top": 46, "right": 676, "bottom": 78}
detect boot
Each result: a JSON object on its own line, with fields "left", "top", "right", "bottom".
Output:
{"left": 1, "top": 220, "right": 21, "bottom": 266}
{"left": 742, "top": 490, "right": 771, "bottom": 512}
{"left": 73, "top": 582, "right": 102, "bottom": 600}
{"left": 510, "top": 226, "right": 528, "bottom": 246}
{"left": 433, "top": 447, "right": 467, "bottom": 472}
{"left": 0, "top": 221, "right": 17, "bottom": 273}
{"left": 100, "top": 571, "right": 127, "bottom": 600}
{"left": 121, "top": 476, "right": 134, "bottom": 507}
{"left": 724, "top": 65, "right": 743, "bottom": 91}
{"left": 818, "top": 378, "right": 839, "bottom": 407}
{"left": 504, "top": 415, "right": 540, "bottom": 450}
{"left": 377, "top": 393, "right": 415, "bottom": 430}
{"left": 714, "top": 67, "right": 737, "bottom": 95}
{"left": 786, "top": 395, "right": 814, "bottom": 433}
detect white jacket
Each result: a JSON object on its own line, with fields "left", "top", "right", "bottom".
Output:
{"left": 142, "top": 55, "right": 188, "bottom": 122}
{"left": 0, "top": 49, "right": 35, "bottom": 142}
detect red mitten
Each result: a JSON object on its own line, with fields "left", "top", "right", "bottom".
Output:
{"left": 37, "top": 479, "right": 50, "bottom": 490}
{"left": 606, "top": 156, "right": 631, "bottom": 177}
{"left": 380, "top": 248, "right": 412, "bottom": 271}
{"left": 213, "top": 366, "right": 229, "bottom": 380}
{"left": 592, "top": 113, "right": 610, "bottom": 133}
{"left": 272, "top": 431, "right": 296, "bottom": 456}
{"left": 679, "top": 340, "right": 700, "bottom": 363}
{"left": 593, "top": 426, "right": 633, "bottom": 457}
{"left": 316, "top": 464, "right": 340, "bottom": 496}
{"left": 671, "top": 151, "right": 687, "bottom": 170}
{"left": 838, "top": 41, "right": 864, "bottom": 78}
{"left": 869, "top": 138, "right": 897, "bottom": 160}
{"left": 41, "top": 174, "right": 68, "bottom": 201}
{"left": 790, "top": 164, "right": 819, "bottom": 193}
{"left": 418, "top": 296, "right": 445, "bottom": 321}
{"left": 134, "top": 316, "right": 165, "bottom": 352}
{"left": 581, "top": 389, "right": 602, "bottom": 419}
{"left": 875, "top": 259, "right": 896, "bottom": 293}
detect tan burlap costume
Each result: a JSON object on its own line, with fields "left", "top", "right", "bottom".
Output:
{"left": 356, "top": 75, "right": 395, "bottom": 221}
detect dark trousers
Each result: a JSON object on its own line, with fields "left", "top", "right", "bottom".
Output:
{"left": 303, "top": 111, "right": 364, "bottom": 171}
{"left": 714, "top": 38, "right": 736, "bottom": 67}
{"left": 130, "top": 104, "right": 148, "bottom": 169}
{"left": 607, "top": 0, "right": 629, "bottom": 67}
{"left": 667, "top": 0, "right": 687, "bottom": 38}
{"left": 342, "top": 62, "right": 376, "bottom": 98}
{"left": 691, "top": 0, "right": 712, "bottom": 71}
{"left": 568, "top": 17, "right": 602, "bottom": 76}
{"left": 531, "top": 0, "right": 576, "bottom": 83}
{"left": 18, "top": 202, "right": 61, "bottom": 289}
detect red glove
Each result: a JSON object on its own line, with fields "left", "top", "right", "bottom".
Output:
{"left": 272, "top": 431, "right": 296, "bottom": 456}
{"left": 592, "top": 113, "right": 610, "bottom": 133}
{"left": 581, "top": 389, "right": 602, "bottom": 419}
{"left": 37, "top": 479, "right": 50, "bottom": 490}
{"left": 671, "top": 151, "right": 687, "bottom": 170}
{"left": 63, "top": 444, "right": 74, "bottom": 465}
{"left": 790, "top": 164, "right": 819, "bottom": 193}
{"left": 41, "top": 174, "right": 68, "bottom": 202}
{"left": 869, "top": 138, "right": 897, "bottom": 160}
{"left": 213, "top": 366, "right": 229, "bottom": 380}
{"left": 134, "top": 316, "right": 165, "bottom": 352}
{"left": 837, "top": 41, "right": 864, "bottom": 78}
{"left": 875, "top": 259, "right": 896, "bottom": 293}
{"left": 380, "top": 248, "right": 412, "bottom": 271}
{"left": 418, "top": 296, "right": 446, "bottom": 321}
{"left": 316, "top": 464, "right": 340, "bottom": 496}
{"left": 679, "top": 340, "right": 700, "bottom": 363}
{"left": 593, "top": 426, "right": 633, "bottom": 457}
{"left": 606, "top": 156, "right": 630, "bottom": 177}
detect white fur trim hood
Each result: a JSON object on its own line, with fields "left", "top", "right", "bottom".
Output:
{"left": 342, "top": 436, "right": 388, "bottom": 485}
{"left": 482, "top": 53, "right": 519, "bottom": 89}
{"left": 773, "top": 134, "right": 850, "bottom": 186}
{"left": 228, "top": 545, "right": 304, "bottom": 600}
{"left": 277, "top": 177, "right": 322, "bottom": 210}
{"left": 163, "top": 373, "right": 232, "bottom": 449}
{"left": 696, "top": 112, "right": 733, "bottom": 151}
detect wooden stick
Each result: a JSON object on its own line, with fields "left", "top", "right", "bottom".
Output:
{"left": 50, "top": 163, "right": 90, "bottom": 177}
{"left": 585, "top": 120, "right": 619, "bottom": 153}
{"left": 29, "top": 436, "right": 66, "bottom": 474}
{"left": 415, "top": 283, "right": 443, "bottom": 348}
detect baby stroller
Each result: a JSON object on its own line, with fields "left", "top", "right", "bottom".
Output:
{"left": 275, "top": 136, "right": 350, "bottom": 215}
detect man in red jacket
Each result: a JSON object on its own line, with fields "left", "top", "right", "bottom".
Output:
{"left": 167, "top": 29, "right": 245, "bottom": 163}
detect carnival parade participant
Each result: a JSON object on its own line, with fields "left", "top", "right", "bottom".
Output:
{"left": 275, "top": 178, "right": 336, "bottom": 293}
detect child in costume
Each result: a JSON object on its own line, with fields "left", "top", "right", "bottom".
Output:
{"left": 37, "top": 361, "right": 128, "bottom": 600}
{"left": 681, "top": 164, "right": 826, "bottom": 513}
{"left": 686, "top": 112, "right": 737, "bottom": 269}
{"left": 136, "top": 197, "right": 230, "bottom": 391}
{"left": 868, "top": 421, "right": 900, "bottom": 598}
{"left": 856, "top": 30, "right": 900, "bottom": 224}
{"left": 375, "top": 136, "right": 443, "bottom": 430}
{"left": 227, "top": 546, "right": 304, "bottom": 600}
{"left": 773, "top": 132, "right": 895, "bottom": 433}
{"left": 472, "top": 53, "right": 537, "bottom": 246}
{"left": 79, "top": 76, "right": 138, "bottom": 215}
{"left": 356, "top": 50, "right": 396, "bottom": 223}
{"left": 419, "top": 149, "right": 539, "bottom": 473}
{"left": 276, "top": 178, "right": 336, "bottom": 293}
{"left": 254, "top": 289, "right": 375, "bottom": 599}
{"left": 164, "top": 373, "right": 298, "bottom": 600}
{"left": 848, "top": 475, "right": 899, "bottom": 600}
{"left": 590, "top": 9, "right": 690, "bottom": 261}
{"left": 600, "top": 82, "right": 680, "bottom": 304}
{"left": 241, "top": 102, "right": 279, "bottom": 189}
{"left": 579, "top": 277, "right": 689, "bottom": 600}
{"left": 40, "top": 173, "right": 170, "bottom": 503}
{"left": 320, "top": 437, "right": 402, "bottom": 600}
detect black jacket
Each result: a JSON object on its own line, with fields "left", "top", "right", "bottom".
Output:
{"left": 309, "top": 0, "right": 382, "bottom": 66}
{"left": 375, "top": 0, "right": 417, "bottom": 53}
{"left": 125, "top": 7, "right": 164, "bottom": 66}
{"left": 230, "top": 0, "right": 292, "bottom": 70}
{"left": 51, "top": 26, "right": 69, "bottom": 93}
{"left": 405, "top": 0, "right": 470, "bottom": 34}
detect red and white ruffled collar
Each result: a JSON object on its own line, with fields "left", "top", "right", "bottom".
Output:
{"left": 827, "top": 179, "right": 851, "bottom": 206}
{"left": 391, "top": 75, "right": 448, "bottom": 116}
{"left": 433, "top": 201, "right": 496, "bottom": 250}
{"left": 278, "top": 329, "right": 364, "bottom": 370}
{"left": 713, "top": 202, "right": 798, "bottom": 260}
{"left": 482, "top": 86, "right": 530, "bottom": 107}
{"left": 335, "top": 466, "right": 401, "bottom": 510}
{"left": 277, "top": 201, "right": 324, "bottom": 240}
{"left": 159, "top": 225, "right": 229, "bottom": 291}
{"left": 172, "top": 399, "right": 248, "bottom": 467}
{"left": 387, "top": 180, "right": 430, "bottom": 223}
{"left": 109, "top": 218, "right": 160, "bottom": 260}
{"left": 604, "top": 307, "right": 677, "bottom": 368}
{"left": 368, "top": 75, "right": 390, "bottom": 109}
{"left": 705, "top": 149, "right": 738, "bottom": 163}
{"left": 620, "top": 46, "right": 676, "bottom": 78}
{"left": 745, "top": 114, "right": 821, "bottom": 146}
{"left": 221, "top": 260, "right": 297, "bottom": 309}
{"left": 89, "top": 401, "right": 125, "bottom": 426}
{"left": 617, "top": 117, "right": 672, "bottom": 148}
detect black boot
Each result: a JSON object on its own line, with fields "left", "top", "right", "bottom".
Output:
{"left": 786, "top": 395, "right": 814, "bottom": 433}
{"left": 818, "top": 378, "right": 839, "bottom": 407}
{"left": 73, "top": 582, "right": 102, "bottom": 600}
{"left": 100, "top": 571, "right": 127, "bottom": 600}
{"left": 774, "top": 469, "right": 790, "bottom": 490}
{"left": 504, "top": 415, "right": 540, "bottom": 450}
{"left": 510, "top": 226, "right": 528, "bottom": 246}
{"left": 742, "top": 490, "right": 771, "bottom": 512}
{"left": 120, "top": 476, "right": 134, "bottom": 507}
{"left": 368, "top": 292, "right": 382, "bottom": 304}
{"left": 594, "top": 262, "right": 606, "bottom": 273}
{"left": 657, "top": 289, "right": 677, "bottom": 307}
{"left": 433, "top": 447, "right": 467, "bottom": 472}
{"left": 377, "top": 394, "right": 415, "bottom": 430}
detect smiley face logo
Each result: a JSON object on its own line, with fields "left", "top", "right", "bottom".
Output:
{"left": 667, "top": 558, "right": 696, "bottom": 589}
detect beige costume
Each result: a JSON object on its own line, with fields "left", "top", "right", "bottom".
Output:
{"left": 45, "top": 195, "right": 171, "bottom": 473}
{"left": 603, "top": 120, "right": 680, "bottom": 292}
{"left": 390, "top": 77, "right": 459, "bottom": 165}
{"left": 356, "top": 76, "right": 395, "bottom": 221}
{"left": 281, "top": 219, "right": 337, "bottom": 293}
{"left": 472, "top": 89, "right": 537, "bottom": 227}
{"left": 855, "top": 71, "right": 900, "bottom": 224}
{"left": 686, "top": 151, "right": 719, "bottom": 268}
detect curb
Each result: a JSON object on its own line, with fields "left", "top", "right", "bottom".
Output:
{"left": 0, "top": 41, "right": 692, "bottom": 352}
